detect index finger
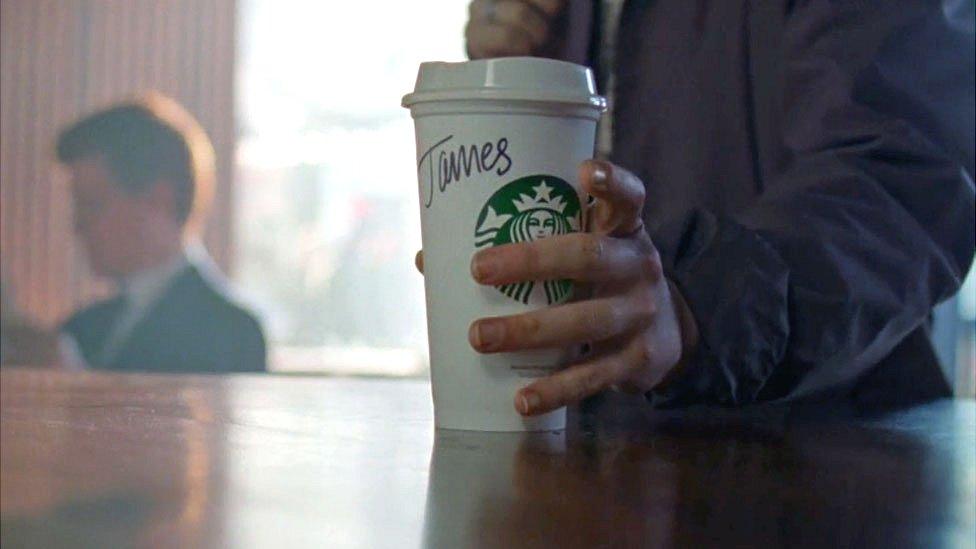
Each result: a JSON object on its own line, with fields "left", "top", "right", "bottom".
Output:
{"left": 471, "top": 232, "right": 648, "bottom": 285}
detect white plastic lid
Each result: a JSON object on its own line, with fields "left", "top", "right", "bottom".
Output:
{"left": 401, "top": 57, "right": 606, "bottom": 111}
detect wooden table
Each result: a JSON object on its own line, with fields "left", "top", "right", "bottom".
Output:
{"left": 1, "top": 369, "right": 973, "bottom": 548}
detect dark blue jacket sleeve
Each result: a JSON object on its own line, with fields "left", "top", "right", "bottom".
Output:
{"left": 651, "top": 0, "right": 975, "bottom": 405}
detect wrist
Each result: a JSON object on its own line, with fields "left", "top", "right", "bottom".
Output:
{"left": 658, "top": 278, "right": 700, "bottom": 388}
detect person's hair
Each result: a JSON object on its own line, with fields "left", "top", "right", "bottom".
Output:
{"left": 55, "top": 93, "right": 215, "bottom": 230}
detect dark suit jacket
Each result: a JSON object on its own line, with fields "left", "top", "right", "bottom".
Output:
{"left": 62, "top": 263, "right": 267, "bottom": 373}
{"left": 550, "top": 0, "right": 974, "bottom": 407}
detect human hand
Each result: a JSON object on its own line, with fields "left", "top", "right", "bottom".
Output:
{"left": 465, "top": 0, "right": 566, "bottom": 59}
{"left": 467, "top": 160, "right": 697, "bottom": 416}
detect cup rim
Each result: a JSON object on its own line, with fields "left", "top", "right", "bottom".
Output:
{"left": 401, "top": 88, "right": 607, "bottom": 110}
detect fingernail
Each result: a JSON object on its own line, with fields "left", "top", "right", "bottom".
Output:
{"left": 517, "top": 390, "right": 542, "bottom": 415}
{"left": 590, "top": 161, "right": 609, "bottom": 191}
{"left": 471, "top": 253, "right": 497, "bottom": 283}
{"left": 471, "top": 320, "right": 503, "bottom": 351}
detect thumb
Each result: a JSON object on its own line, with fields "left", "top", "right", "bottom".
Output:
{"left": 580, "top": 160, "right": 646, "bottom": 237}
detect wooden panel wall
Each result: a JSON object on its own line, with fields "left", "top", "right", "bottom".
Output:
{"left": 0, "top": 0, "right": 237, "bottom": 326}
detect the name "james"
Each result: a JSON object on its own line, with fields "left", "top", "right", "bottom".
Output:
{"left": 418, "top": 135, "right": 513, "bottom": 208}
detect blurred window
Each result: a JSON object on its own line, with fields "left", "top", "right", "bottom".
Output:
{"left": 935, "top": 270, "right": 976, "bottom": 397}
{"left": 235, "top": 0, "right": 469, "bottom": 374}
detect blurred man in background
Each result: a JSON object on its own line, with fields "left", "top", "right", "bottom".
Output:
{"left": 461, "top": 0, "right": 974, "bottom": 414}
{"left": 56, "top": 94, "right": 266, "bottom": 373}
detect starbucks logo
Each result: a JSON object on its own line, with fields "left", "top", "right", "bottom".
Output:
{"left": 474, "top": 175, "right": 582, "bottom": 305}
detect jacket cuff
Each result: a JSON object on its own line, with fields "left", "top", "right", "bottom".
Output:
{"left": 648, "top": 209, "right": 791, "bottom": 407}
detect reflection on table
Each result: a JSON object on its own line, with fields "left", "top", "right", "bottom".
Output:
{"left": 1, "top": 369, "right": 973, "bottom": 548}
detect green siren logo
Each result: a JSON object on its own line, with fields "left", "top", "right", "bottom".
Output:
{"left": 475, "top": 175, "right": 582, "bottom": 305}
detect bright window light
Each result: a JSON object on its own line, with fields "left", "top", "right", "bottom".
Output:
{"left": 234, "top": 0, "right": 469, "bottom": 374}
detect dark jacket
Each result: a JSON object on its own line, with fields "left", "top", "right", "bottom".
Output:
{"left": 553, "top": 0, "right": 975, "bottom": 406}
{"left": 62, "top": 263, "right": 267, "bottom": 373}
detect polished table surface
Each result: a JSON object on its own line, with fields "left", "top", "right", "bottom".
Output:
{"left": 1, "top": 369, "right": 973, "bottom": 548}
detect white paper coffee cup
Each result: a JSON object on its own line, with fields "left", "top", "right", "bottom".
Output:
{"left": 402, "top": 57, "right": 606, "bottom": 431}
